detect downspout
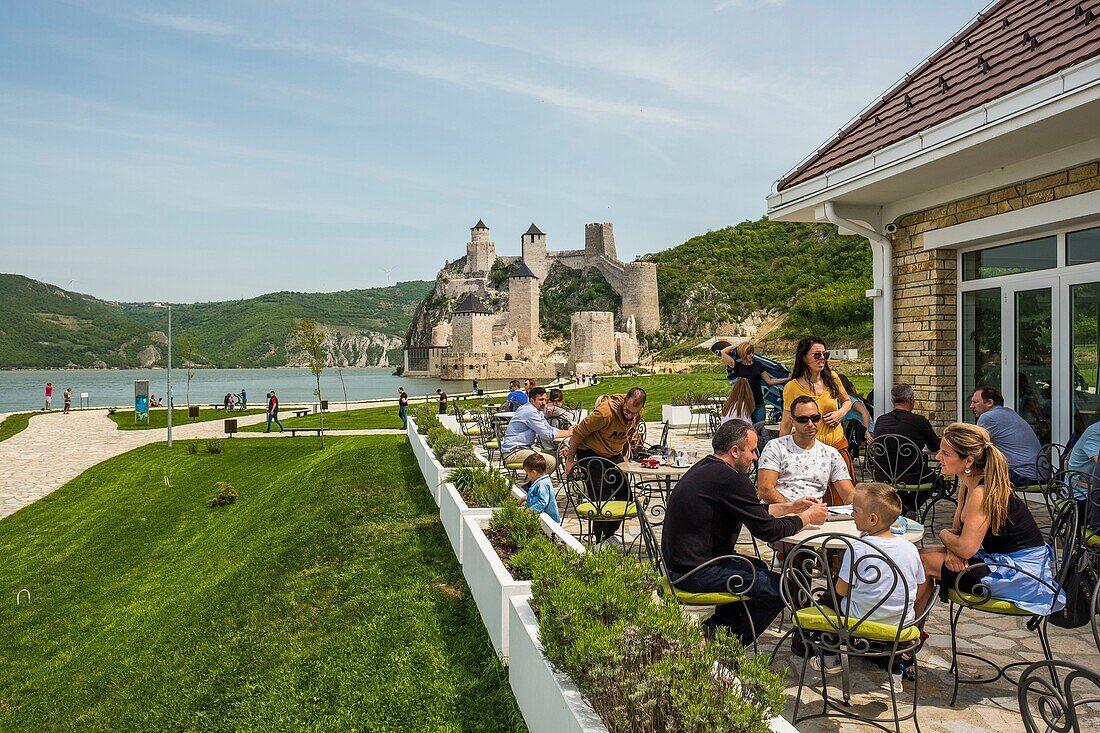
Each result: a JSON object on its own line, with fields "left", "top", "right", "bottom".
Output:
{"left": 821, "top": 201, "right": 893, "bottom": 407}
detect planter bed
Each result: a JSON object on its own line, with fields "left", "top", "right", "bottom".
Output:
{"left": 661, "top": 404, "right": 694, "bottom": 428}
{"left": 439, "top": 481, "right": 525, "bottom": 564}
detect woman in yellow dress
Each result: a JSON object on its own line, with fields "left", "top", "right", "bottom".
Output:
{"left": 781, "top": 336, "right": 854, "bottom": 480}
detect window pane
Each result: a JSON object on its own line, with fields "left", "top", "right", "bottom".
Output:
{"left": 961, "top": 236, "right": 1057, "bottom": 281}
{"left": 1068, "top": 226, "right": 1100, "bottom": 266}
{"left": 1071, "top": 282, "right": 1100, "bottom": 439}
{"left": 1015, "top": 288, "right": 1052, "bottom": 445}
{"left": 962, "top": 288, "right": 1001, "bottom": 422}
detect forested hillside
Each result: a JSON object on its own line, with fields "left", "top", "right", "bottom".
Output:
{"left": 644, "top": 218, "right": 873, "bottom": 341}
{"left": 0, "top": 275, "right": 433, "bottom": 368}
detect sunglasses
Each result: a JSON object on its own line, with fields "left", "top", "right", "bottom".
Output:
{"left": 810, "top": 351, "right": 830, "bottom": 361}
{"left": 793, "top": 414, "right": 822, "bottom": 424}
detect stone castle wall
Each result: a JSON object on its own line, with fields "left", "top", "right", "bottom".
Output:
{"left": 890, "top": 159, "right": 1100, "bottom": 426}
{"left": 570, "top": 311, "right": 615, "bottom": 367}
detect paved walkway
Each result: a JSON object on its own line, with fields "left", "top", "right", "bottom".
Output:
{"left": 0, "top": 410, "right": 401, "bottom": 520}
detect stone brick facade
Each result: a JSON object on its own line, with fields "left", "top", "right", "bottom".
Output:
{"left": 890, "top": 159, "right": 1100, "bottom": 426}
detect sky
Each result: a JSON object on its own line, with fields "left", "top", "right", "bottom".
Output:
{"left": 0, "top": 0, "right": 991, "bottom": 303}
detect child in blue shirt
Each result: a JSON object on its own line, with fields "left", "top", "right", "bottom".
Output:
{"left": 520, "top": 452, "right": 560, "bottom": 523}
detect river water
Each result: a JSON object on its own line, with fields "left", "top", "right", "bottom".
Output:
{"left": 0, "top": 368, "right": 512, "bottom": 412}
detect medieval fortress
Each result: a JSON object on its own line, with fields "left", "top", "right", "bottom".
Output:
{"left": 402, "top": 219, "right": 659, "bottom": 381}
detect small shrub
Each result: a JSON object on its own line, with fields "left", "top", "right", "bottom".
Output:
{"left": 205, "top": 438, "right": 223, "bottom": 454}
{"left": 414, "top": 405, "right": 441, "bottom": 434}
{"left": 440, "top": 445, "right": 480, "bottom": 468}
{"left": 485, "top": 502, "right": 548, "bottom": 580}
{"left": 186, "top": 442, "right": 199, "bottom": 455}
{"left": 208, "top": 481, "right": 237, "bottom": 507}
{"left": 446, "top": 466, "right": 513, "bottom": 508}
{"left": 427, "top": 426, "right": 467, "bottom": 454}
{"left": 531, "top": 546, "right": 785, "bottom": 733}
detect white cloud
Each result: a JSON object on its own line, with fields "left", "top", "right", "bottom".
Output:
{"left": 140, "top": 13, "right": 237, "bottom": 37}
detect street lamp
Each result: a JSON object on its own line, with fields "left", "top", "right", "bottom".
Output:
{"left": 153, "top": 302, "right": 172, "bottom": 447}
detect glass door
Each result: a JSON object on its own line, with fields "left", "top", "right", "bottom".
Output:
{"left": 1069, "top": 281, "right": 1100, "bottom": 438}
{"left": 1013, "top": 288, "right": 1053, "bottom": 445}
{"left": 961, "top": 288, "right": 1001, "bottom": 422}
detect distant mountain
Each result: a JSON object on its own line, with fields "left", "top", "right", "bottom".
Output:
{"left": 0, "top": 274, "right": 434, "bottom": 369}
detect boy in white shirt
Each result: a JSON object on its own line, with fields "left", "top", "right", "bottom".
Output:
{"left": 814, "top": 482, "right": 924, "bottom": 694}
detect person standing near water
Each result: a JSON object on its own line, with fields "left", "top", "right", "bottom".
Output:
{"left": 44, "top": 382, "right": 53, "bottom": 411}
{"left": 398, "top": 387, "right": 409, "bottom": 429}
{"left": 472, "top": 378, "right": 478, "bottom": 394}
{"left": 63, "top": 387, "right": 72, "bottom": 414}
{"left": 239, "top": 388, "right": 247, "bottom": 410}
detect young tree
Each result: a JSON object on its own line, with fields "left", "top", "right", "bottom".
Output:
{"left": 291, "top": 318, "right": 327, "bottom": 447}
{"left": 176, "top": 335, "right": 201, "bottom": 408}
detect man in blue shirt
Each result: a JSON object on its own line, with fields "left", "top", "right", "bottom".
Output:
{"left": 502, "top": 387, "right": 572, "bottom": 471}
{"left": 970, "top": 386, "right": 1042, "bottom": 484}
{"left": 501, "top": 379, "right": 529, "bottom": 412}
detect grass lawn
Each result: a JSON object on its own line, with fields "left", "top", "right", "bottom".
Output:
{"left": 241, "top": 406, "right": 403, "bottom": 432}
{"left": 109, "top": 407, "right": 265, "bottom": 430}
{"left": 0, "top": 436, "right": 525, "bottom": 732}
{"left": 0, "top": 411, "right": 36, "bottom": 443}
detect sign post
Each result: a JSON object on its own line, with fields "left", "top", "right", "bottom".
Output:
{"left": 135, "top": 380, "right": 150, "bottom": 424}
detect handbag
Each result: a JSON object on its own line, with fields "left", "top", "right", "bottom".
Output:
{"left": 1048, "top": 547, "right": 1095, "bottom": 629}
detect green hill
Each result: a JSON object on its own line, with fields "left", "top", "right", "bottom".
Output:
{"left": 0, "top": 274, "right": 433, "bottom": 368}
{"left": 644, "top": 218, "right": 873, "bottom": 342}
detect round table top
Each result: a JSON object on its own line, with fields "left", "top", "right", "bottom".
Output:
{"left": 785, "top": 519, "right": 923, "bottom": 548}
{"left": 617, "top": 460, "right": 692, "bottom": 478}
{"left": 494, "top": 411, "right": 516, "bottom": 420}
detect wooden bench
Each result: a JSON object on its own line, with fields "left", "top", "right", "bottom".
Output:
{"left": 286, "top": 428, "right": 323, "bottom": 437}
{"left": 291, "top": 409, "right": 310, "bottom": 419}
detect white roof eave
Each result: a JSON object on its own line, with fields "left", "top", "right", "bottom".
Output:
{"left": 766, "top": 55, "right": 1100, "bottom": 223}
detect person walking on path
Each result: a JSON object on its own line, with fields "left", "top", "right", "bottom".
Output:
{"left": 63, "top": 388, "right": 72, "bottom": 414}
{"left": 437, "top": 389, "right": 448, "bottom": 415}
{"left": 239, "top": 388, "right": 247, "bottom": 410}
{"left": 265, "top": 391, "right": 285, "bottom": 433}
{"left": 472, "top": 378, "right": 479, "bottom": 394}
{"left": 398, "top": 387, "right": 409, "bottom": 429}
{"left": 44, "top": 382, "right": 53, "bottom": 411}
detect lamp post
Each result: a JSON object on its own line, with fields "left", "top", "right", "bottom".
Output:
{"left": 153, "top": 303, "right": 173, "bottom": 447}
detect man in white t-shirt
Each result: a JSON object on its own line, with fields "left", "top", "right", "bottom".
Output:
{"left": 758, "top": 395, "right": 854, "bottom": 506}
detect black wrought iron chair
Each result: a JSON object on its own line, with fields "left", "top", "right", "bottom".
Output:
{"left": 945, "top": 501, "right": 1079, "bottom": 707}
{"left": 780, "top": 533, "right": 934, "bottom": 732}
{"left": 1017, "top": 660, "right": 1100, "bottom": 733}
{"left": 1015, "top": 442, "right": 1068, "bottom": 522}
{"left": 564, "top": 456, "right": 636, "bottom": 547}
{"left": 635, "top": 497, "right": 759, "bottom": 650}
{"left": 865, "top": 434, "right": 938, "bottom": 520}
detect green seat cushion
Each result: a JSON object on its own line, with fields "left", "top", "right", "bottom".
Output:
{"left": 484, "top": 440, "right": 500, "bottom": 449}
{"left": 1086, "top": 528, "right": 1100, "bottom": 549}
{"left": 463, "top": 427, "right": 483, "bottom": 436}
{"left": 1016, "top": 483, "right": 1047, "bottom": 493}
{"left": 897, "top": 482, "right": 935, "bottom": 492}
{"left": 793, "top": 607, "right": 921, "bottom": 642}
{"left": 575, "top": 500, "right": 638, "bottom": 520}
{"left": 659, "top": 576, "right": 747, "bottom": 605}
{"left": 946, "top": 589, "right": 1032, "bottom": 615}
{"left": 504, "top": 460, "right": 527, "bottom": 469}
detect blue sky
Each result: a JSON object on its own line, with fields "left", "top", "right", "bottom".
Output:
{"left": 0, "top": 0, "right": 989, "bottom": 302}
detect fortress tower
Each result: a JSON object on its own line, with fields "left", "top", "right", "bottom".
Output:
{"left": 507, "top": 260, "right": 539, "bottom": 348}
{"left": 450, "top": 293, "right": 493, "bottom": 353}
{"left": 465, "top": 219, "right": 496, "bottom": 274}
{"left": 570, "top": 311, "right": 616, "bottom": 368}
{"left": 621, "top": 261, "right": 660, "bottom": 333}
{"left": 584, "top": 222, "right": 617, "bottom": 264}
{"left": 520, "top": 223, "right": 549, "bottom": 281}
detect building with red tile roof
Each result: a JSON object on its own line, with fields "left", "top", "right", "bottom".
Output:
{"left": 768, "top": 0, "right": 1100, "bottom": 444}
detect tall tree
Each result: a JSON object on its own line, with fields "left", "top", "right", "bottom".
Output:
{"left": 291, "top": 318, "right": 326, "bottom": 447}
{"left": 176, "top": 335, "right": 201, "bottom": 407}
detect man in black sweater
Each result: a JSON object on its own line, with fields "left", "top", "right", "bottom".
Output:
{"left": 870, "top": 383, "right": 941, "bottom": 513}
{"left": 662, "top": 420, "right": 829, "bottom": 645}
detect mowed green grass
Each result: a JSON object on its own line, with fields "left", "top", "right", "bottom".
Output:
{"left": 109, "top": 407, "right": 266, "bottom": 430}
{"left": 0, "top": 411, "right": 36, "bottom": 443}
{"left": 241, "top": 406, "right": 402, "bottom": 432}
{"left": 0, "top": 436, "right": 525, "bottom": 732}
